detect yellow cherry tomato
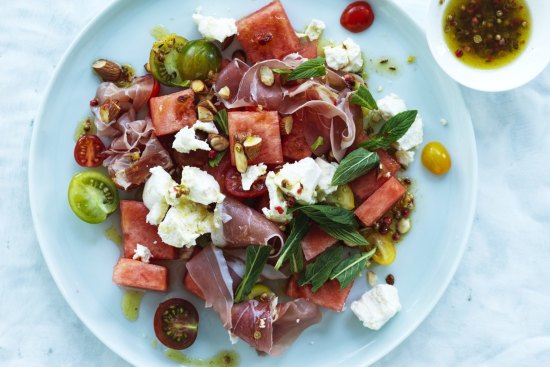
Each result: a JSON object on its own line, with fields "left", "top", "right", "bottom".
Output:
{"left": 367, "top": 233, "right": 396, "bottom": 266}
{"left": 422, "top": 141, "right": 451, "bottom": 175}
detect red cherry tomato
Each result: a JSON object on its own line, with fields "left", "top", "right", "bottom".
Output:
{"left": 340, "top": 1, "right": 375, "bottom": 33}
{"left": 153, "top": 298, "right": 199, "bottom": 350}
{"left": 73, "top": 134, "right": 106, "bottom": 167}
{"left": 150, "top": 78, "right": 160, "bottom": 99}
{"left": 225, "top": 167, "right": 267, "bottom": 198}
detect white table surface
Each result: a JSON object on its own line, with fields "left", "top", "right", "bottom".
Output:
{"left": 1, "top": 0, "right": 549, "bottom": 366}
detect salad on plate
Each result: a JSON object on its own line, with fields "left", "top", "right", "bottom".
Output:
{"left": 67, "top": 0, "right": 451, "bottom": 359}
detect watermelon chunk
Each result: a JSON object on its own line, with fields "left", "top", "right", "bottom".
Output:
{"left": 120, "top": 200, "right": 178, "bottom": 260}
{"left": 298, "top": 41, "right": 319, "bottom": 59}
{"left": 282, "top": 114, "right": 312, "bottom": 161}
{"left": 228, "top": 111, "right": 283, "bottom": 165}
{"left": 236, "top": 0, "right": 301, "bottom": 63}
{"left": 149, "top": 89, "right": 196, "bottom": 136}
{"left": 300, "top": 225, "right": 338, "bottom": 261}
{"left": 286, "top": 274, "right": 353, "bottom": 312}
{"left": 184, "top": 271, "right": 205, "bottom": 300}
{"left": 349, "top": 150, "right": 401, "bottom": 202}
{"left": 355, "top": 177, "right": 406, "bottom": 227}
{"left": 112, "top": 258, "right": 168, "bottom": 291}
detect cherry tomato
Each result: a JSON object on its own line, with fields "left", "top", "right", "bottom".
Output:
{"left": 421, "top": 141, "right": 451, "bottom": 175}
{"left": 74, "top": 134, "right": 106, "bottom": 168}
{"left": 368, "top": 232, "right": 396, "bottom": 266}
{"left": 340, "top": 1, "right": 375, "bottom": 33}
{"left": 68, "top": 171, "right": 119, "bottom": 224}
{"left": 150, "top": 78, "right": 160, "bottom": 99}
{"left": 224, "top": 167, "right": 267, "bottom": 198}
{"left": 154, "top": 298, "right": 199, "bottom": 350}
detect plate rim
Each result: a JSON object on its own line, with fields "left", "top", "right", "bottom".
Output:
{"left": 28, "top": 0, "right": 478, "bottom": 366}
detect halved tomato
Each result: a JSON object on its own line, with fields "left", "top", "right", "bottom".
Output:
{"left": 224, "top": 167, "right": 267, "bottom": 198}
{"left": 74, "top": 134, "right": 105, "bottom": 168}
{"left": 153, "top": 298, "right": 199, "bottom": 350}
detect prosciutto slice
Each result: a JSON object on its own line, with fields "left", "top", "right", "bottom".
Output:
{"left": 186, "top": 245, "right": 234, "bottom": 328}
{"left": 212, "top": 197, "right": 284, "bottom": 249}
{"left": 230, "top": 297, "right": 321, "bottom": 355}
{"left": 214, "top": 56, "right": 357, "bottom": 161}
{"left": 104, "top": 136, "right": 173, "bottom": 189}
{"left": 95, "top": 74, "right": 155, "bottom": 112}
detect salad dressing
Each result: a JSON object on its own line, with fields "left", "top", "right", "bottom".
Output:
{"left": 443, "top": 0, "right": 531, "bottom": 68}
{"left": 104, "top": 225, "right": 122, "bottom": 247}
{"left": 121, "top": 290, "right": 144, "bottom": 321}
{"left": 164, "top": 349, "right": 239, "bottom": 367}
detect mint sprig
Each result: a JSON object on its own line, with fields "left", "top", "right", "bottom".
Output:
{"left": 331, "top": 148, "right": 380, "bottom": 186}
{"left": 234, "top": 245, "right": 271, "bottom": 303}
{"left": 350, "top": 85, "right": 378, "bottom": 110}
{"left": 287, "top": 57, "right": 327, "bottom": 81}
{"left": 360, "top": 110, "right": 418, "bottom": 151}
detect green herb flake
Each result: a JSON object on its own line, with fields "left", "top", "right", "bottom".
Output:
{"left": 331, "top": 148, "right": 380, "bottom": 186}
{"left": 234, "top": 245, "right": 272, "bottom": 303}
{"left": 299, "top": 245, "right": 343, "bottom": 292}
{"left": 287, "top": 57, "right": 327, "bottom": 81}
{"left": 214, "top": 109, "right": 229, "bottom": 136}
{"left": 407, "top": 55, "right": 416, "bottom": 64}
{"left": 310, "top": 136, "right": 324, "bottom": 151}
{"left": 272, "top": 68, "right": 292, "bottom": 75}
{"left": 360, "top": 110, "right": 418, "bottom": 151}
{"left": 208, "top": 150, "right": 226, "bottom": 168}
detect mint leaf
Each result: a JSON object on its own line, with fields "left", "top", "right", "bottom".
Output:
{"left": 292, "top": 204, "right": 357, "bottom": 227}
{"left": 360, "top": 110, "right": 418, "bottom": 151}
{"left": 331, "top": 148, "right": 380, "bottom": 186}
{"left": 299, "top": 245, "right": 343, "bottom": 292}
{"left": 275, "top": 214, "right": 310, "bottom": 272}
{"left": 234, "top": 245, "right": 272, "bottom": 303}
{"left": 287, "top": 57, "right": 327, "bottom": 81}
{"left": 350, "top": 85, "right": 378, "bottom": 110}
{"left": 319, "top": 225, "right": 369, "bottom": 246}
{"left": 330, "top": 248, "right": 376, "bottom": 289}
{"left": 208, "top": 150, "right": 226, "bottom": 167}
{"left": 214, "top": 109, "right": 229, "bottom": 136}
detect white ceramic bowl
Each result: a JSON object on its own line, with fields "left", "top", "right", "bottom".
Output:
{"left": 426, "top": 0, "right": 550, "bottom": 91}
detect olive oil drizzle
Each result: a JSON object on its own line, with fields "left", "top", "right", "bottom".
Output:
{"left": 164, "top": 349, "right": 240, "bottom": 367}
{"left": 121, "top": 290, "right": 144, "bottom": 321}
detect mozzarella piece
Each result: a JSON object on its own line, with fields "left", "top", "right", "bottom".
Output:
{"left": 172, "top": 126, "right": 210, "bottom": 154}
{"left": 241, "top": 163, "right": 267, "bottom": 191}
{"left": 262, "top": 172, "right": 292, "bottom": 223}
{"left": 132, "top": 244, "right": 152, "bottom": 263}
{"left": 377, "top": 93, "right": 407, "bottom": 121}
{"left": 314, "top": 158, "right": 338, "bottom": 200}
{"left": 351, "top": 284, "right": 401, "bottom": 330}
{"left": 193, "top": 120, "right": 219, "bottom": 134}
{"left": 324, "top": 38, "right": 363, "bottom": 73}
{"left": 142, "top": 166, "right": 177, "bottom": 225}
{"left": 179, "top": 166, "right": 225, "bottom": 206}
{"left": 303, "top": 19, "right": 326, "bottom": 41}
{"left": 395, "top": 150, "right": 415, "bottom": 167}
{"left": 158, "top": 198, "right": 214, "bottom": 248}
{"left": 394, "top": 114, "right": 423, "bottom": 151}
{"left": 192, "top": 12, "right": 237, "bottom": 43}
{"left": 274, "top": 157, "right": 322, "bottom": 205}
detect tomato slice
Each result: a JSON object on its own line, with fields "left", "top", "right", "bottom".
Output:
{"left": 154, "top": 298, "right": 199, "bottom": 350}
{"left": 68, "top": 171, "right": 119, "bottom": 224}
{"left": 224, "top": 167, "right": 267, "bottom": 198}
{"left": 150, "top": 78, "right": 161, "bottom": 99}
{"left": 74, "top": 134, "right": 106, "bottom": 168}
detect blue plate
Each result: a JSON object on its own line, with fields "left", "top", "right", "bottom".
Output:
{"left": 29, "top": 0, "right": 477, "bottom": 366}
